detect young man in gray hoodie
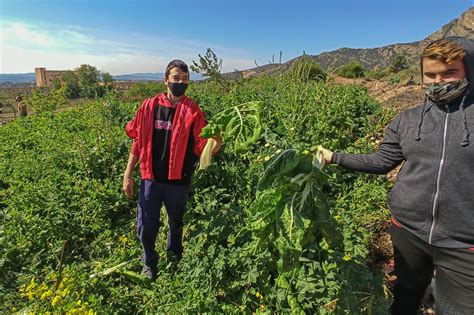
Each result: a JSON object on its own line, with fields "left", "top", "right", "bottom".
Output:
{"left": 319, "top": 37, "right": 474, "bottom": 314}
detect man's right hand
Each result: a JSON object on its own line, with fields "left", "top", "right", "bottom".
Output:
{"left": 317, "top": 145, "right": 333, "bottom": 164}
{"left": 123, "top": 174, "right": 135, "bottom": 199}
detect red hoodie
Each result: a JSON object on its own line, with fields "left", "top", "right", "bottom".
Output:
{"left": 125, "top": 93, "right": 208, "bottom": 180}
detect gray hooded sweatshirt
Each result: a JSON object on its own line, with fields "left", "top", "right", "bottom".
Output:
{"left": 332, "top": 37, "right": 474, "bottom": 248}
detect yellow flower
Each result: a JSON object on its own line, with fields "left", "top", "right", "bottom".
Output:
{"left": 302, "top": 149, "right": 309, "bottom": 155}
{"left": 264, "top": 156, "right": 270, "bottom": 161}
{"left": 265, "top": 143, "right": 270, "bottom": 148}
{"left": 26, "top": 277, "right": 36, "bottom": 291}
{"left": 40, "top": 290, "right": 53, "bottom": 301}
{"left": 118, "top": 234, "right": 128, "bottom": 245}
{"left": 51, "top": 295, "right": 61, "bottom": 307}
{"left": 343, "top": 255, "right": 352, "bottom": 261}
{"left": 61, "top": 287, "right": 70, "bottom": 298}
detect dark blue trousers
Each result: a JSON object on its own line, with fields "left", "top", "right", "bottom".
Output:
{"left": 137, "top": 180, "right": 189, "bottom": 267}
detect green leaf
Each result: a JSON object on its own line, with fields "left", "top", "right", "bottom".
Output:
{"left": 201, "top": 101, "right": 263, "bottom": 154}
{"left": 257, "top": 149, "right": 301, "bottom": 190}
{"left": 276, "top": 274, "right": 290, "bottom": 289}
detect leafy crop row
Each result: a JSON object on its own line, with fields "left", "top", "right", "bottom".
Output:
{"left": 1, "top": 76, "right": 394, "bottom": 313}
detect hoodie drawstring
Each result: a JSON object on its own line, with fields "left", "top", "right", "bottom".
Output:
{"left": 416, "top": 94, "right": 470, "bottom": 146}
{"left": 459, "top": 93, "right": 470, "bottom": 147}
{"left": 415, "top": 98, "right": 432, "bottom": 141}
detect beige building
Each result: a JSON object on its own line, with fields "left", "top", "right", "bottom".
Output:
{"left": 35, "top": 68, "right": 69, "bottom": 87}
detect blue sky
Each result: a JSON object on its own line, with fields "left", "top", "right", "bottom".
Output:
{"left": 1, "top": 0, "right": 472, "bottom": 74}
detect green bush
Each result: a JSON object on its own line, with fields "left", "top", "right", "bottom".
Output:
{"left": 27, "top": 86, "right": 67, "bottom": 114}
{"left": 61, "top": 71, "right": 81, "bottom": 99}
{"left": 388, "top": 75, "right": 401, "bottom": 85}
{"left": 123, "top": 81, "right": 166, "bottom": 102}
{"left": 390, "top": 55, "right": 409, "bottom": 73}
{"left": 288, "top": 56, "right": 327, "bottom": 82}
{"left": 366, "top": 68, "right": 389, "bottom": 80}
{"left": 337, "top": 61, "right": 366, "bottom": 78}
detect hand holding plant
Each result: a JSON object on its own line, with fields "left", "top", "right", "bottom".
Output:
{"left": 317, "top": 145, "right": 333, "bottom": 164}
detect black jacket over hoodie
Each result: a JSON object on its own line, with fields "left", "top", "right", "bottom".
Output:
{"left": 332, "top": 37, "right": 474, "bottom": 248}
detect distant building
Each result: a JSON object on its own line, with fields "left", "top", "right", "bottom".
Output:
{"left": 35, "top": 68, "right": 69, "bottom": 87}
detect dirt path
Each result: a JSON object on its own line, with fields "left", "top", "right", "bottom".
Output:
{"left": 333, "top": 76, "right": 425, "bottom": 110}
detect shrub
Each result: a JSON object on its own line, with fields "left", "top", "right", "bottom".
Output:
{"left": 123, "top": 81, "right": 166, "bottom": 102}
{"left": 288, "top": 55, "right": 327, "bottom": 82}
{"left": 27, "top": 86, "right": 67, "bottom": 114}
{"left": 337, "top": 61, "right": 366, "bottom": 78}
{"left": 390, "top": 55, "right": 409, "bottom": 73}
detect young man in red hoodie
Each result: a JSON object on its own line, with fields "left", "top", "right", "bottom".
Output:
{"left": 122, "top": 60, "right": 222, "bottom": 279}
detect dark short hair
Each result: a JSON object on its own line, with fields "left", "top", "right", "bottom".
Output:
{"left": 165, "top": 60, "right": 189, "bottom": 79}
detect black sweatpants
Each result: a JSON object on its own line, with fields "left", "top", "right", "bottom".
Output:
{"left": 137, "top": 180, "right": 190, "bottom": 268}
{"left": 390, "top": 224, "right": 474, "bottom": 315}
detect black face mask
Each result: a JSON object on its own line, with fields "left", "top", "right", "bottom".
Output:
{"left": 168, "top": 82, "right": 188, "bottom": 97}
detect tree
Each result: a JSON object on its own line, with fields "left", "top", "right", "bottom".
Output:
{"left": 101, "top": 71, "right": 115, "bottom": 92}
{"left": 61, "top": 71, "right": 80, "bottom": 99}
{"left": 51, "top": 77, "right": 62, "bottom": 90}
{"left": 191, "top": 48, "right": 230, "bottom": 92}
{"left": 337, "top": 61, "right": 366, "bottom": 78}
{"left": 101, "top": 72, "right": 114, "bottom": 84}
{"left": 75, "top": 64, "right": 101, "bottom": 98}
{"left": 390, "top": 55, "right": 409, "bottom": 73}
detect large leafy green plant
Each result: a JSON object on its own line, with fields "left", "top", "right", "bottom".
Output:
{"left": 201, "top": 101, "right": 263, "bottom": 153}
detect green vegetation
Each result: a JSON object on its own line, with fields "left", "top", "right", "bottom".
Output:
{"left": 337, "top": 61, "right": 366, "bottom": 79}
{"left": 61, "top": 71, "right": 81, "bottom": 99}
{"left": 388, "top": 75, "right": 401, "bottom": 85}
{"left": 389, "top": 55, "right": 409, "bottom": 73}
{"left": 44, "top": 64, "right": 113, "bottom": 100}
{"left": 289, "top": 56, "right": 327, "bottom": 82}
{"left": 366, "top": 68, "right": 389, "bottom": 80}
{"left": 122, "top": 81, "right": 166, "bottom": 102}
{"left": 1, "top": 75, "right": 395, "bottom": 313}
{"left": 27, "top": 86, "right": 68, "bottom": 114}
{"left": 191, "top": 48, "right": 231, "bottom": 92}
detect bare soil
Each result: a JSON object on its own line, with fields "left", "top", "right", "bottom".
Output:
{"left": 332, "top": 75, "right": 425, "bottom": 110}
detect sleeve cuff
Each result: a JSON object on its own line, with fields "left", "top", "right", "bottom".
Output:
{"left": 331, "top": 152, "right": 341, "bottom": 164}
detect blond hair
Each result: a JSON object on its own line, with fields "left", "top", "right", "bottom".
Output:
{"left": 422, "top": 38, "right": 466, "bottom": 64}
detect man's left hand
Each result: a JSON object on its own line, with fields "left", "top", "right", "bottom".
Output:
{"left": 212, "top": 134, "right": 223, "bottom": 155}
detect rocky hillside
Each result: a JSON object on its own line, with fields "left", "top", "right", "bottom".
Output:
{"left": 226, "top": 7, "right": 473, "bottom": 78}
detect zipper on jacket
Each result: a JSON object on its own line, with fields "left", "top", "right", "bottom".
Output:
{"left": 161, "top": 129, "right": 170, "bottom": 160}
{"left": 172, "top": 105, "right": 186, "bottom": 169}
{"left": 429, "top": 105, "right": 449, "bottom": 244}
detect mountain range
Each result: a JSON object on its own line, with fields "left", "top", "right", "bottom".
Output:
{"left": 225, "top": 7, "right": 473, "bottom": 79}
{"left": 0, "top": 72, "right": 203, "bottom": 84}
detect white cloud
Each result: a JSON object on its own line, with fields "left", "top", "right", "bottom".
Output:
{"left": 0, "top": 19, "right": 254, "bottom": 74}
